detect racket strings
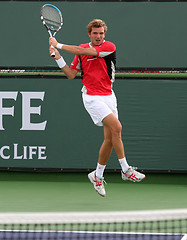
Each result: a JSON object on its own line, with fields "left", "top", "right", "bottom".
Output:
{"left": 41, "top": 6, "right": 62, "bottom": 31}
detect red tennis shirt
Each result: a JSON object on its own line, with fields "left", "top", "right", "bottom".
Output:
{"left": 70, "top": 41, "right": 116, "bottom": 95}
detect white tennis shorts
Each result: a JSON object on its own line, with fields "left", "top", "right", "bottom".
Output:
{"left": 82, "top": 90, "right": 118, "bottom": 126}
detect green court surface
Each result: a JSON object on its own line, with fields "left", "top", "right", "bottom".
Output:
{"left": 0, "top": 171, "right": 186, "bottom": 212}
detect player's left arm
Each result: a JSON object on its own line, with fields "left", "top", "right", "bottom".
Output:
{"left": 50, "top": 46, "right": 78, "bottom": 79}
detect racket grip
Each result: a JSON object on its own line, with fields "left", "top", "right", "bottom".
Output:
{"left": 51, "top": 52, "right": 55, "bottom": 57}
{"left": 50, "top": 45, "right": 55, "bottom": 57}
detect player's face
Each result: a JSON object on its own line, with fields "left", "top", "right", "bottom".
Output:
{"left": 88, "top": 27, "right": 105, "bottom": 46}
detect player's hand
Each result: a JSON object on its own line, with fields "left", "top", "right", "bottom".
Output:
{"left": 49, "top": 46, "right": 61, "bottom": 60}
{"left": 49, "top": 37, "right": 58, "bottom": 48}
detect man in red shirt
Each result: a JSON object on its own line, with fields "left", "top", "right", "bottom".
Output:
{"left": 49, "top": 19, "right": 145, "bottom": 197}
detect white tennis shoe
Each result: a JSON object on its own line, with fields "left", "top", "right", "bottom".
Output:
{"left": 121, "top": 167, "right": 145, "bottom": 182}
{"left": 88, "top": 170, "right": 106, "bottom": 197}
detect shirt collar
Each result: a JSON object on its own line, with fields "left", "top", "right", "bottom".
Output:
{"left": 89, "top": 40, "right": 105, "bottom": 47}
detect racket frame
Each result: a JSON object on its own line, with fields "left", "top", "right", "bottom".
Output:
{"left": 40, "top": 4, "right": 63, "bottom": 57}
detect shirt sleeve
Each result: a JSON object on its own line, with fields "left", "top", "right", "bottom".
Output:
{"left": 70, "top": 55, "right": 81, "bottom": 71}
{"left": 93, "top": 41, "right": 116, "bottom": 58}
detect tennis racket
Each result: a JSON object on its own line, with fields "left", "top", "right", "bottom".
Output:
{"left": 40, "top": 4, "right": 63, "bottom": 57}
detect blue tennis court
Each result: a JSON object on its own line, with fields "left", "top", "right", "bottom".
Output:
{"left": 0, "top": 231, "right": 186, "bottom": 240}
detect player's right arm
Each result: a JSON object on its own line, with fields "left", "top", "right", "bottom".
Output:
{"left": 50, "top": 47, "right": 78, "bottom": 80}
{"left": 49, "top": 37, "right": 98, "bottom": 56}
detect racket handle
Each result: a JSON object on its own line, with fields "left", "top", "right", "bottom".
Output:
{"left": 50, "top": 45, "right": 55, "bottom": 57}
{"left": 51, "top": 52, "right": 55, "bottom": 57}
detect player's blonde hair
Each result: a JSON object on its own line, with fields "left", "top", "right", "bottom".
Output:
{"left": 87, "top": 19, "right": 107, "bottom": 34}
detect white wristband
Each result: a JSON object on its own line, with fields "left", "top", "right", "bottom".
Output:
{"left": 56, "top": 43, "right": 64, "bottom": 49}
{"left": 55, "top": 57, "right": 66, "bottom": 69}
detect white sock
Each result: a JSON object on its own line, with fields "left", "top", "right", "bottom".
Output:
{"left": 119, "top": 157, "right": 129, "bottom": 173}
{"left": 95, "top": 163, "right": 106, "bottom": 178}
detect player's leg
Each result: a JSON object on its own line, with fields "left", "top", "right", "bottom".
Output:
{"left": 94, "top": 125, "right": 112, "bottom": 178}
{"left": 103, "top": 113, "right": 145, "bottom": 182}
{"left": 98, "top": 125, "right": 113, "bottom": 165}
{"left": 88, "top": 126, "right": 112, "bottom": 197}
{"left": 102, "top": 113, "right": 125, "bottom": 159}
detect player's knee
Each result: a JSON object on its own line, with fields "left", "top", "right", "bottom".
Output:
{"left": 112, "top": 121, "right": 122, "bottom": 136}
{"left": 105, "top": 136, "right": 113, "bottom": 146}
{"left": 116, "top": 121, "right": 122, "bottom": 134}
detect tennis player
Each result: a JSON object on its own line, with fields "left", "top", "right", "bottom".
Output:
{"left": 49, "top": 19, "right": 145, "bottom": 197}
